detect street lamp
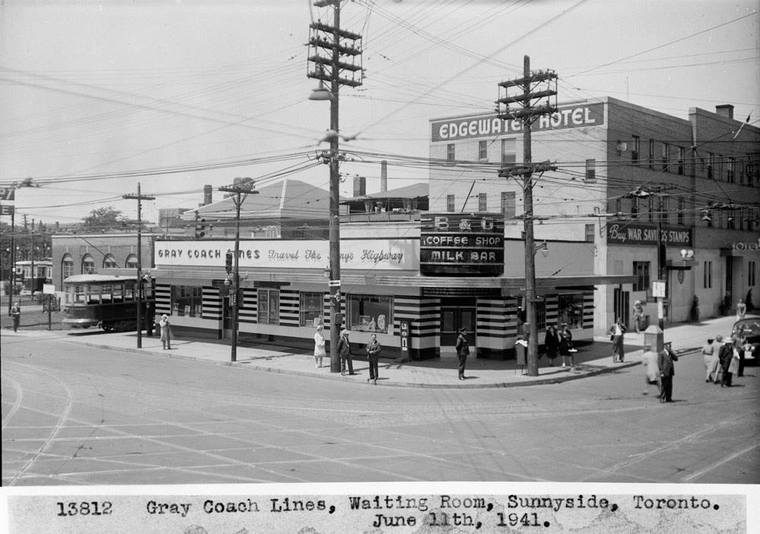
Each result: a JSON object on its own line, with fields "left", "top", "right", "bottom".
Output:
{"left": 218, "top": 178, "right": 258, "bottom": 363}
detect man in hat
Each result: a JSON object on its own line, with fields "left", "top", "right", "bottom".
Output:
{"left": 159, "top": 314, "right": 172, "bottom": 350}
{"left": 337, "top": 329, "right": 354, "bottom": 376}
{"left": 455, "top": 327, "right": 470, "bottom": 380}
{"left": 658, "top": 341, "right": 678, "bottom": 402}
{"left": 10, "top": 301, "right": 21, "bottom": 332}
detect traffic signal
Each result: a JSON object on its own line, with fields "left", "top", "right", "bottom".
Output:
{"left": 225, "top": 250, "right": 233, "bottom": 274}
{"left": 194, "top": 212, "right": 207, "bottom": 239}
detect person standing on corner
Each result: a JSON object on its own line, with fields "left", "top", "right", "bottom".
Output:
{"left": 609, "top": 318, "right": 626, "bottom": 363}
{"left": 718, "top": 336, "right": 735, "bottom": 387}
{"left": 658, "top": 342, "right": 678, "bottom": 403}
{"left": 736, "top": 298, "right": 746, "bottom": 320}
{"left": 366, "top": 333, "right": 382, "bottom": 384}
{"left": 313, "top": 325, "right": 326, "bottom": 368}
{"left": 10, "top": 301, "right": 21, "bottom": 332}
{"left": 559, "top": 323, "right": 575, "bottom": 369}
{"left": 159, "top": 314, "right": 172, "bottom": 350}
{"left": 543, "top": 325, "right": 560, "bottom": 367}
{"left": 337, "top": 329, "right": 354, "bottom": 376}
{"left": 455, "top": 327, "right": 470, "bottom": 380}
{"left": 702, "top": 337, "right": 718, "bottom": 383}
{"left": 632, "top": 300, "right": 644, "bottom": 333}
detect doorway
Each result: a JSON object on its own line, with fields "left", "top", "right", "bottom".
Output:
{"left": 613, "top": 286, "right": 630, "bottom": 329}
{"left": 222, "top": 295, "right": 232, "bottom": 339}
{"left": 440, "top": 299, "right": 476, "bottom": 347}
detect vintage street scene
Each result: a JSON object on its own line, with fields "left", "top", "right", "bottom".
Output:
{"left": 1, "top": 1, "right": 759, "bottom": 531}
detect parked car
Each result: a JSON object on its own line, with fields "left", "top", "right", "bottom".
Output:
{"left": 732, "top": 318, "right": 760, "bottom": 365}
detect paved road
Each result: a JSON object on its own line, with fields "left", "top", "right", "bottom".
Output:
{"left": 2, "top": 334, "right": 758, "bottom": 486}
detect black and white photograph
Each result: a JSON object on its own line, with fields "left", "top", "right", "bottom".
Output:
{"left": 1, "top": 1, "right": 758, "bottom": 532}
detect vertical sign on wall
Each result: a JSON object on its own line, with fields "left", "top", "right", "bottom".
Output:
{"left": 399, "top": 319, "right": 411, "bottom": 355}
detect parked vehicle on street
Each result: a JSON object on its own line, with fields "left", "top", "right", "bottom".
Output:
{"left": 62, "top": 274, "right": 153, "bottom": 332}
{"left": 732, "top": 318, "right": 760, "bottom": 365}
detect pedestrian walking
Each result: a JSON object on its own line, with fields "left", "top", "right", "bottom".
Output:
{"left": 10, "top": 301, "right": 21, "bottom": 332}
{"left": 702, "top": 338, "right": 718, "bottom": 383}
{"left": 337, "top": 329, "right": 354, "bottom": 376}
{"left": 313, "top": 325, "right": 326, "bottom": 368}
{"left": 658, "top": 342, "right": 678, "bottom": 403}
{"left": 641, "top": 343, "right": 660, "bottom": 395}
{"left": 366, "top": 333, "right": 382, "bottom": 384}
{"left": 739, "top": 338, "right": 751, "bottom": 377}
{"left": 159, "top": 314, "right": 172, "bottom": 350}
{"left": 736, "top": 298, "right": 746, "bottom": 320}
{"left": 543, "top": 325, "right": 560, "bottom": 366}
{"left": 632, "top": 300, "right": 644, "bottom": 333}
{"left": 713, "top": 335, "right": 725, "bottom": 385}
{"left": 728, "top": 337, "right": 742, "bottom": 381}
{"left": 718, "top": 336, "right": 735, "bottom": 387}
{"left": 559, "top": 323, "right": 575, "bottom": 369}
{"left": 455, "top": 327, "right": 470, "bottom": 380}
{"left": 609, "top": 318, "right": 626, "bottom": 363}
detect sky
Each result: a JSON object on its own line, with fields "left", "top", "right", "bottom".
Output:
{"left": 0, "top": 0, "right": 758, "bottom": 226}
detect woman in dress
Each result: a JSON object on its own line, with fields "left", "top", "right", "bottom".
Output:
{"left": 313, "top": 325, "right": 326, "bottom": 368}
{"left": 543, "top": 325, "right": 560, "bottom": 366}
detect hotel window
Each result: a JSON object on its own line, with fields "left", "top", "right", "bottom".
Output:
{"left": 103, "top": 254, "right": 117, "bottom": 269}
{"left": 633, "top": 261, "right": 650, "bottom": 292}
{"left": 647, "top": 196, "right": 654, "bottom": 222}
{"left": 478, "top": 140, "right": 488, "bottom": 161}
{"left": 648, "top": 139, "right": 655, "bottom": 168}
{"left": 300, "top": 292, "right": 324, "bottom": 327}
{"left": 749, "top": 261, "right": 756, "bottom": 287}
{"left": 171, "top": 286, "right": 202, "bottom": 317}
{"left": 478, "top": 192, "right": 487, "bottom": 212}
{"left": 677, "top": 197, "right": 685, "bottom": 225}
{"left": 348, "top": 294, "right": 392, "bottom": 334}
{"left": 501, "top": 191, "right": 515, "bottom": 220}
{"left": 446, "top": 194, "right": 455, "bottom": 212}
{"left": 660, "top": 196, "right": 669, "bottom": 224}
{"left": 703, "top": 261, "right": 712, "bottom": 289}
{"left": 631, "top": 135, "right": 640, "bottom": 164}
{"left": 501, "top": 138, "right": 516, "bottom": 165}
{"left": 258, "top": 289, "right": 280, "bottom": 325}
{"left": 707, "top": 153, "right": 714, "bottom": 179}
{"left": 662, "top": 143, "right": 670, "bottom": 172}
{"left": 615, "top": 198, "right": 622, "bottom": 214}
{"left": 585, "top": 159, "right": 596, "bottom": 182}
{"left": 631, "top": 196, "right": 639, "bottom": 219}
{"left": 125, "top": 254, "right": 138, "bottom": 268}
{"left": 61, "top": 254, "right": 74, "bottom": 286}
{"left": 584, "top": 223, "right": 594, "bottom": 243}
{"left": 446, "top": 143, "right": 455, "bottom": 164}
{"left": 677, "top": 146, "right": 685, "bottom": 175}
{"left": 727, "top": 157, "right": 736, "bottom": 183}
{"left": 81, "top": 254, "right": 96, "bottom": 274}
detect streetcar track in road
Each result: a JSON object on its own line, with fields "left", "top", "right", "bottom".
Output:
{"left": 680, "top": 443, "right": 760, "bottom": 482}
{"left": 5, "top": 361, "right": 74, "bottom": 486}
{"left": 1, "top": 375, "right": 24, "bottom": 429}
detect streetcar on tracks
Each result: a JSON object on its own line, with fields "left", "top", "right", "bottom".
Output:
{"left": 62, "top": 274, "right": 154, "bottom": 332}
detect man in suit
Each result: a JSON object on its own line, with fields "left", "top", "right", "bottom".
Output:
{"left": 658, "top": 342, "right": 679, "bottom": 403}
{"left": 455, "top": 327, "right": 470, "bottom": 380}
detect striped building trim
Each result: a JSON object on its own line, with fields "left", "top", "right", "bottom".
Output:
{"left": 544, "top": 295, "right": 559, "bottom": 327}
{"left": 476, "top": 298, "right": 509, "bottom": 338}
{"left": 582, "top": 292, "right": 594, "bottom": 328}
{"left": 155, "top": 284, "right": 171, "bottom": 315}
{"left": 280, "top": 289, "right": 300, "bottom": 327}
{"left": 321, "top": 294, "right": 345, "bottom": 331}
{"left": 394, "top": 296, "right": 439, "bottom": 337}
{"left": 202, "top": 287, "right": 221, "bottom": 320}
{"left": 239, "top": 288, "right": 258, "bottom": 324}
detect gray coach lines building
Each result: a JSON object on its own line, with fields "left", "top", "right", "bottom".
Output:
{"left": 430, "top": 97, "right": 760, "bottom": 335}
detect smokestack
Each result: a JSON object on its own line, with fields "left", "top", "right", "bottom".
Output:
{"left": 380, "top": 160, "right": 388, "bottom": 192}
{"left": 715, "top": 104, "right": 734, "bottom": 120}
{"left": 353, "top": 176, "right": 366, "bottom": 197}
{"left": 203, "top": 184, "right": 212, "bottom": 205}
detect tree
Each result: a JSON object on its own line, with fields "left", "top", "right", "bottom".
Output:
{"left": 80, "top": 206, "right": 139, "bottom": 231}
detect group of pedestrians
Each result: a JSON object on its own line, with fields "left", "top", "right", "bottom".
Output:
{"left": 542, "top": 323, "right": 577, "bottom": 368}
{"left": 702, "top": 334, "right": 745, "bottom": 387}
{"left": 313, "top": 326, "right": 383, "bottom": 382}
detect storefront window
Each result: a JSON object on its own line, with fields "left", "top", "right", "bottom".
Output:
{"left": 348, "top": 294, "right": 392, "bottom": 334}
{"left": 258, "top": 288, "right": 280, "bottom": 325}
{"left": 171, "top": 285, "right": 202, "bottom": 317}
{"left": 558, "top": 294, "right": 583, "bottom": 329}
{"left": 300, "top": 292, "right": 324, "bottom": 327}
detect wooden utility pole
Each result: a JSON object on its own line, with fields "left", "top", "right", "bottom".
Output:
{"left": 307, "top": 0, "right": 363, "bottom": 373}
{"left": 496, "top": 55, "right": 558, "bottom": 377}
{"left": 123, "top": 182, "right": 155, "bottom": 349}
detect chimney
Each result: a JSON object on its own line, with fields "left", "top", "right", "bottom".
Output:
{"left": 353, "top": 175, "right": 366, "bottom": 197}
{"left": 380, "top": 160, "right": 388, "bottom": 192}
{"left": 203, "top": 184, "right": 212, "bottom": 205}
{"left": 716, "top": 104, "right": 734, "bottom": 120}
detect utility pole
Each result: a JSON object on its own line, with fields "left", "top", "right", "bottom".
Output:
{"left": 123, "top": 182, "right": 155, "bottom": 349}
{"left": 307, "top": 0, "right": 363, "bottom": 373}
{"left": 496, "top": 55, "right": 558, "bottom": 377}
{"left": 1, "top": 185, "right": 15, "bottom": 313}
{"left": 218, "top": 178, "right": 258, "bottom": 363}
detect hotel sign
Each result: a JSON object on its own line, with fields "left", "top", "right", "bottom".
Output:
{"left": 155, "top": 239, "right": 418, "bottom": 270}
{"left": 606, "top": 223, "right": 692, "bottom": 246}
{"left": 431, "top": 102, "right": 604, "bottom": 142}
{"left": 420, "top": 213, "right": 504, "bottom": 276}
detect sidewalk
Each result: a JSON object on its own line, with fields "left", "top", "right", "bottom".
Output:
{"left": 3, "top": 314, "right": 743, "bottom": 389}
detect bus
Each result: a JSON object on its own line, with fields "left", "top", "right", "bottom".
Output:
{"left": 62, "top": 274, "right": 153, "bottom": 332}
